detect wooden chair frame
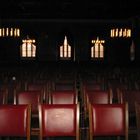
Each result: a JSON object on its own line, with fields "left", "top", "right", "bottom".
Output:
{"left": 39, "top": 103, "right": 80, "bottom": 140}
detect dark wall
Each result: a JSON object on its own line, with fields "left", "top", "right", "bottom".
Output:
{"left": 0, "top": 19, "right": 139, "bottom": 66}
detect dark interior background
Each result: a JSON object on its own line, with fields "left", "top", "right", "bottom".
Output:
{"left": 0, "top": 0, "right": 140, "bottom": 67}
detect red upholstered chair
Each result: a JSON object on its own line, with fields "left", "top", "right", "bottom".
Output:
{"left": 0, "top": 104, "right": 31, "bottom": 140}
{"left": 119, "top": 90, "right": 140, "bottom": 134}
{"left": 25, "top": 83, "right": 47, "bottom": 102}
{"left": 84, "top": 89, "right": 113, "bottom": 104}
{"left": 39, "top": 104, "right": 80, "bottom": 140}
{"left": 84, "top": 83, "right": 103, "bottom": 91}
{"left": 49, "top": 90, "right": 78, "bottom": 104}
{"left": 14, "top": 91, "right": 43, "bottom": 117}
{"left": 80, "top": 82, "right": 103, "bottom": 104}
{"left": 84, "top": 90, "right": 113, "bottom": 120}
{"left": 14, "top": 90, "right": 43, "bottom": 136}
{"left": 119, "top": 90, "right": 140, "bottom": 116}
{"left": 52, "top": 81, "right": 77, "bottom": 91}
{"left": 86, "top": 90, "right": 113, "bottom": 105}
{"left": 82, "top": 90, "right": 113, "bottom": 136}
{"left": 107, "top": 80, "right": 127, "bottom": 103}
{"left": 26, "top": 83, "right": 45, "bottom": 91}
{"left": 88, "top": 103, "right": 128, "bottom": 140}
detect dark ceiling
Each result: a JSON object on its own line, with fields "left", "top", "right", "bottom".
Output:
{"left": 0, "top": 0, "right": 140, "bottom": 20}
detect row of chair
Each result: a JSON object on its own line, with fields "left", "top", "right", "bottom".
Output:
{"left": 0, "top": 103, "right": 129, "bottom": 140}
{"left": 0, "top": 78, "right": 137, "bottom": 105}
{"left": 1, "top": 81, "right": 140, "bottom": 139}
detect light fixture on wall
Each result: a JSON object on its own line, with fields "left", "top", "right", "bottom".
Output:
{"left": 110, "top": 28, "right": 131, "bottom": 38}
{"left": 22, "top": 35, "right": 35, "bottom": 44}
{"left": 91, "top": 37, "right": 105, "bottom": 44}
{"left": 91, "top": 37, "right": 105, "bottom": 58}
{"left": 60, "top": 36, "right": 71, "bottom": 59}
{"left": 21, "top": 35, "right": 36, "bottom": 58}
{"left": 0, "top": 28, "right": 20, "bottom": 37}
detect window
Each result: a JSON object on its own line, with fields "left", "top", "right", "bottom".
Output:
{"left": 0, "top": 28, "right": 20, "bottom": 37}
{"left": 59, "top": 36, "right": 71, "bottom": 60}
{"left": 91, "top": 37, "right": 105, "bottom": 59}
{"left": 110, "top": 28, "right": 131, "bottom": 38}
{"left": 21, "top": 37, "right": 36, "bottom": 58}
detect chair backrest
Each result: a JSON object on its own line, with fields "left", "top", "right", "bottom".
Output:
{"left": 0, "top": 104, "right": 31, "bottom": 140}
{"left": 52, "top": 81, "right": 76, "bottom": 91}
{"left": 26, "top": 83, "right": 45, "bottom": 91}
{"left": 83, "top": 89, "right": 113, "bottom": 121}
{"left": 86, "top": 90, "right": 113, "bottom": 105}
{"left": 84, "top": 83, "right": 103, "bottom": 91}
{"left": 0, "top": 90, "right": 8, "bottom": 104}
{"left": 49, "top": 90, "right": 78, "bottom": 104}
{"left": 89, "top": 103, "right": 128, "bottom": 140}
{"left": 26, "top": 83, "right": 47, "bottom": 101}
{"left": 14, "top": 91, "right": 43, "bottom": 115}
{"left": 119, "top": 90, "right": 140, "bottom": 113}
{"left": 119, "top": 89, "right": 140, "bottom": 135}
{"left": 107, "top": 80, "right": 127, "bottom": 103}
{"left": 39, "top": 104, "right": 80, "bottom": 140}
{"left": 135, "top": 102, "right": 140, "bottom": 140}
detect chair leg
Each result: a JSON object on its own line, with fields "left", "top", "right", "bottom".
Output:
{"left": 117, "top": 136, "right": 121, "bottom": 140}
{"left": 137, "top": 133, "right": 140, "bottom": 140}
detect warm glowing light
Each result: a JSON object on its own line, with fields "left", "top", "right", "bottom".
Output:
{"left": 27, "top": 43, "right": 32, "bottom": 57}
{"left": 91, "top": 47, "right": 94, "bottom": 57}
{"left": 6, "top": 28, "right": 9, "bottom": 36}
{"left": 22, "top": 39, "right": 35, "bottom": 43}
{"left": 115, "top": 28, "right": 118, "bottom": 37}
{"left": 14, "top": 29, "right": 16, "bottom": 37}
{"left": 127, "top": 29, "right": 131, "bottom": 37}
{"left": 17, "top": 29, "right": 20, "bottom": 37}
{"left": 111, "top": 28, "right": 131, "bottom": 38}
{"left": 60, "top": 46, "right": 63, "bottom": 57}
{"left": 21, "top": 37, "right": 36, "bottom": 58}
{"left": 59, "top": 36, "right": 71, "bottom": 59}
{"left": 95, "top": 44, "right": 99, "bottom": 58}
{"left": 91, "top": 37, "right": 105, "bottom": 59}
{"left": 0, "top": 28, "right": 20, "bottom": 37}
{"left": 32, "top": 44, "right": 36, "bottom": 57}
{"left": 100, "top": 44, "right": 104, "bottom": 58}
{"left": 2, "top": 28, "right": 5, "bottom": 36}
{"left": 110, "top": 29, "right": 115, "bottom": 37}
{"left": 22, "top": 43, "right": 27, "bottom": 57}
{"left": 10, "top": 28, "right": 13, "bottom": 36}
{"left": 92, "top": 37, "right": 105, "bottom": 44}
{"left": 119, "top": 28, "right": 122, "bottom": 37}
{"left": 68, "top": 45, "right": 71, "bottom": 57}
{"left": 123, "top": 28, "right": 127, "bottom": 37}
